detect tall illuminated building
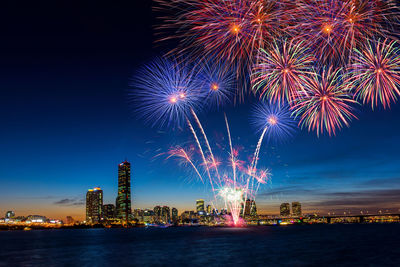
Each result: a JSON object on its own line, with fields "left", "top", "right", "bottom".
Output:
{"left": 103, "top": 204, "right": 115, "bottom": 220}
{"left": 280, "top": 203, "right": 290, "bottom": 216}
{"left": 116, "top": 161, "right": 132, "bottom": 223}
{"left": 143, "top": 209, "right": 155, "bottom": 223}
{"left": 292, "top": 202, "right": 302, "bottom": 216}
{"left": 86, "top": 187, "right": 103, "bottom": 224}
{"left": 243, "top": 199, "right": 252, "bottom": 216}
{"left": 206, "top": 205, "right": 212, "bottom": 214}
{"left": 154, "top": 206, "right": 161, "bottom": 222}
{"left": 250, "top": 200, "right": 257, "bottom": 217}
{"left": 196, "top": 199, "right": 205, "bottom": 213}
{"left": 171, "top": 208, "right": 178, "bottom": 223}
{"left": 161, "top": 206, "right": 170, "bottom": 223}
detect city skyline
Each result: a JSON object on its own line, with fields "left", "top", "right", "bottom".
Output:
{"left": 1, "top": 1, "right": 400, "bottom": 221}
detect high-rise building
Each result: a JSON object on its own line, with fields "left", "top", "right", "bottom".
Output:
{"left": 66, "top": 216, "right": 75, "bottom": 225}
{"left": 143, "top": 209, "right": 154, "bottom": 224}
{"left": 243, "top": 199, "right": 252, "bottom": 216}
{"left": 206, "top": 205, "right": 212, "bottom": 214}
{"left": 5, "top": 211, "right": 15, "bottom": 219}
{"left": 280, "top": 203, "right": 290, "bottom": 216}
{"left": 86, "top": 187, "right": 103, "bottom": 224}
{"left": 116, "top": 161, "right": 132, "bottom": 223}
{"left": 292, "top": 202, "right": 302, "bottom": 216}
{"left": 103, "top": 204, "right": 116, "bottom": 219}
{"left": 154, "top": 206, "right": 161, "bottom": 222}
{"left": 250, "top": 200, "right": 257, "bottom": 217}
{"left": 133, "top": 209, "right": 144, "bottom": 222}
{"left": 196, "top": 199, "right": 205, "bottom": 213}
{"left": 171, "top": 208, "right": 178, "bottom": 223}
{"left": 181, "top": 211, "right": 191, "bottom": 221}
{"left": 161, "top": 206, "right": 170, "bottom": 223}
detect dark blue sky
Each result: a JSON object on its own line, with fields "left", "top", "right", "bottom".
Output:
{"left": 1, "top": 1, "right": 400, "bottom": 220}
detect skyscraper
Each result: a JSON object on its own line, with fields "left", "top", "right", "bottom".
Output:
{"left": 86, "top": 187, "right": 103, "bottom": 224}
{"left": 154, "top": 206, "right": 161, "bottom": 223}
{"left": 280, "top": 203, "right": 290, "bottom": 216}
{"left": 103, "top": 204, "right": 116, "bottom": 220}
{"left": 196, "top": 199, "right": 205, "bottom": 213}
{"left": 250, "top": 200, "right": 257, "bottom": 217}
{"left": 206, "top": 205, "right": 212, "bottom": 214}
{"left": 171, "top": 207, "right": 178, "bottom": 223}
{"left": 292, "top": 202, "right": 302, "bottom": 216}
{"left": 143, "top": 209, "right": 155, "bottom": 223}
{"left": 244, "top": 199, "right": 252, "bottom": 216}
{"left": 116, "top": 161, "right": 132, "bottom": 223}
{"left": 161, "top": 206, "right": 170, "bottom": 223}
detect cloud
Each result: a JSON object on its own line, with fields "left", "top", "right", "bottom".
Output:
{"left": 53, "top": 198, "right": 84, "bottom": 206}
{"left": 17, "top": 195, "right": 56, "bottom": 200}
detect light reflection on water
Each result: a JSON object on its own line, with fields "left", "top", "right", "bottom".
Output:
{"left": 0, "top": 224, "right": 399, "bottom": 266}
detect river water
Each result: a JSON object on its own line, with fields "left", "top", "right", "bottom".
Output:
{"left": 1, "top": 224, "right": 399, "bottom": 266}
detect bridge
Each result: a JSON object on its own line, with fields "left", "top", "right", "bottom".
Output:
{"left": 250, "top": 213, "right": 400, "bottom": 225}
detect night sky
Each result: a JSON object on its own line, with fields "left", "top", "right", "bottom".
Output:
{"left": 1, "top": 1, "right": 400, "bottom": 220}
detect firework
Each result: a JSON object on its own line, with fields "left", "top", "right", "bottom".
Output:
{"left": 155, "top": 0, "right": 285, "bottom": 98}
{"left": 349, "top": 39, "right": 400, "bottom": 109}
{"left": 292, "top": 68, "right": 358, "bottom": 136}
{"left": 197, "top": 59, "right": 236, "bottom": 109}
{"left": 252, "top": 40, "right": 314, "bottom": 105}
{"left": 168, "top": 114, "right": 271, "bottom": 226}
{"left": 290, "top": 0, "right": 399, "bottom": 65}
{"left": 251, "top": 101, "right": 297, "bottom": 142}
{"left": 130, "top": 57, "right": 203, "bottom": 128}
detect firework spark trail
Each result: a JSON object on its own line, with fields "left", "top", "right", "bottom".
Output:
{"left": 244, "top": 125, "right": 267, "bottom": 216}
{"left": 167, "top": 148, "right": 204, "bottom": 183}
{"left": 186, "top": 118, "right": 216, "bottom": 191}
{"left": 191, "top": 108, "right": 221, "bottom": 183}
{"left": 224, "top": 114, "right": 237, "bottom": 187}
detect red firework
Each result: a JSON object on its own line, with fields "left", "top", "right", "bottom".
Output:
{"left": 292, "top": 67, "right": 358, "bottom": 136}
{"left": 155, "top": 0, "right": 285, "bottom": 84}
{"left": 349, "top": 39, "right": 400, "bottom": 109}
{"left": 289, "top": 0, "right": 399, "bottom": 65}
{"left": 251, "top": 39, "right": 315, "bottom": 106}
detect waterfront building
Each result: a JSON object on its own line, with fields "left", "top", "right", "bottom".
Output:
{"left": 66, "top": 216, "right": 75, "bottom": 225}
{"left": 181, "top": 211, "right": 191, "bottom": 221}
{"left": 133, "top": 209, "right": 144, "bottom": 222}
{"left": 143, "top": 209, "right": 155, "bottom": 224}
{"left": 103, "top": 204, "right": 116, "bottom": 219}
{"left": 196, "top": 199, "right": 205, "bottom": 213}
{"left": 5, "top": 211, "right": 15, "bottom": 219}
{"left": 154, "top": 206, "right": 161, "bottom": 222}
{"left": 116, "top": 161, "right": 132, "bottom": 223}
{"left": 280, "top": 203, "right": 290, "bottom": 216}
{"left": 161, "top": 206, "right": 170, "bottom": 223}
{"left": 171, "top": 208, "right": 178, "bottom": 223}
{"left": 292, "top": 202, "right": 302, "bottom": 216}
{"left": 206, "top": 205, "right": 212, "bottom": 214}
{"left": 250, "top": 200, "right": 257, "bottom": 217}
{"left": 86, "top": 187, "right": 103, "bottom": 223}
{"left": 27, "top": 215, "right": 47, "bottom": 223}
{"left": 243, "top": 199, "right": 252, "bottom": 216}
